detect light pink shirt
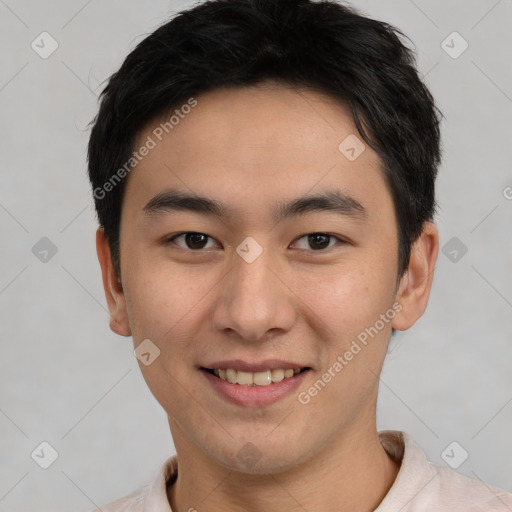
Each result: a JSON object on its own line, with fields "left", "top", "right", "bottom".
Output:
{"left": 92, "top": 430, "right": 512, "bottom": 511}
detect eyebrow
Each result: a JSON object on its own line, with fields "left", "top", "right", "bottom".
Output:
{"left": 143, "top": 188, "right": 367, "bottom": 223}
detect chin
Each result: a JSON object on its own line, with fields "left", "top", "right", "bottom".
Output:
{"left": 209, "top": 443, "right": 310, "bottom": 476}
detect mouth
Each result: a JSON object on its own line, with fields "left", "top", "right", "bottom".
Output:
{"left": 201, "top": 367, "right": 311, "bottom": 386}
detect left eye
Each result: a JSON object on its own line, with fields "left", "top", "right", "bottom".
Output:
{"left": 168, "top": 232, "right": 344, "bottom": 251}
{"left": 293, "top": 233, "right": 342, "bottom": 251}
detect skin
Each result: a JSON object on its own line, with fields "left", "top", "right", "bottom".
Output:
{"left": 97, "top": 81, "right": 439, "bottom": 512}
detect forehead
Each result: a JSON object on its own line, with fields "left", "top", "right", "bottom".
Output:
{"left": 124, "top": 83, "right": 392, "bottom": 223}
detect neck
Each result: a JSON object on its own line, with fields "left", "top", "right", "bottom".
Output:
{"left": 166, "top": 423, "right": 400, "bottom": 512}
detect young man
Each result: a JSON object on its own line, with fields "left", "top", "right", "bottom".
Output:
{"left": 87, "top": 0, "right": 512, "bottom": 510}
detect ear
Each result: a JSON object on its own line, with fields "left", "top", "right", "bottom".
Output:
{"left": 96, "top": 228, "right": 131, "bottom": 337}
{"left": 392, "top": 222, "right": 439, "bottom": 331}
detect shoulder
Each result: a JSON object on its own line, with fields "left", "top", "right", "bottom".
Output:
{"left": 88, "top": 485, "right": 149, "bottom": 512}
{"left": 427, "top": 461, "right": 512, "bottom": 511}
{"left": 87, "top": 455, "right": 178, "bottom": 512}
{"left": 377, "top": 431, "right": 512, "bottom": 511}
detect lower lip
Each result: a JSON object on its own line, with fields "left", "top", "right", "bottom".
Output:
{"left": 201, "top": 369, "right": 310, "bottom": 408}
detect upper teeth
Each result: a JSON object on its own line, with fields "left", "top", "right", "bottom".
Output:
{"left": 214, "top": 368, "right": 302, "bottom": 386}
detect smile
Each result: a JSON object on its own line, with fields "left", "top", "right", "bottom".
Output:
{"left": 203, "top": 367, "right": 310, "bottom": 386}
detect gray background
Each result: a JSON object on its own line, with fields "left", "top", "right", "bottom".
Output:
{"left": 0, "top": 0, "right": 511, "bottom": 510}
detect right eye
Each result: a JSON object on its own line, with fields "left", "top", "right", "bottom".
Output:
{"left": 167, "top": 232, "right": 220, "bottom": 251}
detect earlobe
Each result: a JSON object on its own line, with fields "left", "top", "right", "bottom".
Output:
{"left": 392, "top": 222, "right": 439, "bottom": 331}
{"left": 96, "top": 228, "right": 132, "bottom": 337}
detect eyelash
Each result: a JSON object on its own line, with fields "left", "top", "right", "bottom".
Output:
{"left": 166, "top": 232, "right": 347, "bottom": 252}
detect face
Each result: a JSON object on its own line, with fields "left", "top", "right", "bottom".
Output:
{"left": 98, "top": 82, "right": 437, "bottom": 474}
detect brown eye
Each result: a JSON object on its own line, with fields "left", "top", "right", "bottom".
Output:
{"left": 293, "top": 233, "right": 342, "bottom": 251}
{"left": 169, "top": 232, "right": 218, "bottom": 250}
{"left": 307, "top": 234, "right": 331, "bottom": 250}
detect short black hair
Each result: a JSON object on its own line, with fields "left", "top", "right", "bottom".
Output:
{"left": 87, "top": 0, "right": 442, "bottom": 280}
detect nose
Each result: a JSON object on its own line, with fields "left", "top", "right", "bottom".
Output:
{"left": 211, "top": 243, "right": 297, "bottom": 343}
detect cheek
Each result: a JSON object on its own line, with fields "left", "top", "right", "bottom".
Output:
{"left": 122, "top": 257, "right": 214, "bottom": 345}
{"left": 298, "top": 261, "right": 395, "bottom": 340}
